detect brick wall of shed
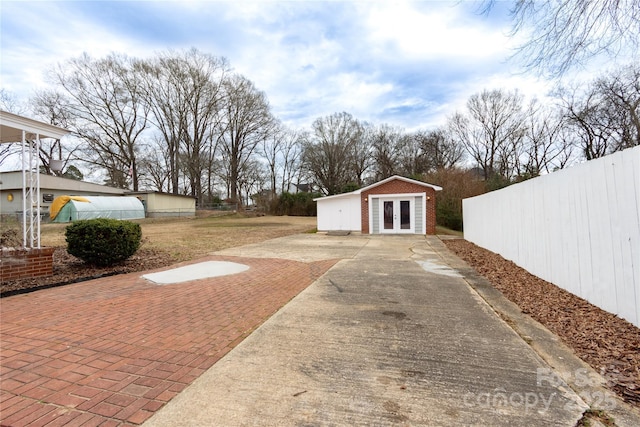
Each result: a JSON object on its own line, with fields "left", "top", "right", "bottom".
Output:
{"left": 360, "top": 180, "right": 437, "bottom": 235}
{"left": 1, "top": 247, "right": 55, "bottom": 282}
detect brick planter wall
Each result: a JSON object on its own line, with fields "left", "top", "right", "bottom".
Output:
{"left": 1, "top": 247, "right": 55, "bottom": 281}
{"left": 360, "top": 180, "right": 438, "bottom": 235}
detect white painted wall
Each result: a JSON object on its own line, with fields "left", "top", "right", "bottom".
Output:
{"left": 316, "top": 194, "right": 361, "bottom": 231}
{"left": 463, "top": 146, "right": 640, "bottom": 327}
{"left": 136, "top": 192, "right": 196, "bottom": 217}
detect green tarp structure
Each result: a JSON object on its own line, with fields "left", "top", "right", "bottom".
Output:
{"left": 50, "top": 196, "right": 145, "bottom": 223}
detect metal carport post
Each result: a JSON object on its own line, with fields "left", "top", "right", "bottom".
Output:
{"left": 0, "top": 110, "right": 70, "bottom": 248}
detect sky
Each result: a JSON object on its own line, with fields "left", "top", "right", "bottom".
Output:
{"left": 0, "top": 0, "right": 561, "bottom": 132}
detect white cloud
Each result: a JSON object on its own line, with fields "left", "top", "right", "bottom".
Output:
{"left": 0, "top": 0, "right": 597, "bottom": 136}
{"left": 325, "top": 72, "right": 395, "bottom": 113}
{"left": 364, "top": 1, "right": 511, "bottom": 61}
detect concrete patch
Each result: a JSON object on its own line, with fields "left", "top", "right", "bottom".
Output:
{"left": 214, "top": 234, "right": 368, "bottom": 262}
{"left": 142, "top": 261, "right": 249, "bottom": 284}
{"left": 415, "top": 259, "right": 464, "bottom": 278}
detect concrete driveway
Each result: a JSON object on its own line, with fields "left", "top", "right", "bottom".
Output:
{"left": 144, "top": 234, "right": 635, "bottom": 426}
{"left": 4, "top": 233, "right": 638, "bottom": 426}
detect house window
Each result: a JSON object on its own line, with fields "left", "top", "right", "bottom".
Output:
{"left": 42, "top": 193, "right": 54, "bottom": 203}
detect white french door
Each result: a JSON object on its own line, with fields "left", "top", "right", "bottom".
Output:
{"left": 379, "top": 198, "right": 414, "bottom": 233}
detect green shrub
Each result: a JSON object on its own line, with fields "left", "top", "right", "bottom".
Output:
{"left": 65, "top": 218, "right": 142, "bottom": 266}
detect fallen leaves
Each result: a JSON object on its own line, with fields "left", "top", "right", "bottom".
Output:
{"left": 444, "top": 238, "right": 640, "bottom": 408}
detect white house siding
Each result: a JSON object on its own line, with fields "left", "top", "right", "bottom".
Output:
{"left": 463, "top": 146, "right": 640, "bottom": 327}
{"left": 316, "top": 194, "right": 361, "bottom": 231}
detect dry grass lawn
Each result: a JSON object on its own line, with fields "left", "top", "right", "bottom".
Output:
{"left": 1, "top": 213, "right": 316, "bottom": 294}
{"left": 39, "top": 213, "right": 317, "bottom": 262}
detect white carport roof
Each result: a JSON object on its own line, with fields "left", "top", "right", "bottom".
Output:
{"left": 314, "top": 175, "right": 443, "bottom": 201}
{"left": 0, "top": 110, "right": 69, "bottom": 143}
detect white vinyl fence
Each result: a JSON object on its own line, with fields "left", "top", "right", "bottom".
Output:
{"left": 463, "top": 146, "right": 640, "bottom": 327}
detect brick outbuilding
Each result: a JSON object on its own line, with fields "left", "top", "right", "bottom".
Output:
{"left": 314, "top": 175, "right": 442, "bottom": 235}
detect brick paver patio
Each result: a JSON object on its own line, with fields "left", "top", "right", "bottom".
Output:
{"left": 0, "top": 255, "right": 336, "bottom": 426}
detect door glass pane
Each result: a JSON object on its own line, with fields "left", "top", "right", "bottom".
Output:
{"left": 400, "top": 200, "right": 410, "bottom": 229}
{"left": 383, "top": 201, "right": 394, "bottom": 229}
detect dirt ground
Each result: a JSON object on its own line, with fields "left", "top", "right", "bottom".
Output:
{"left": 444, "top": 238, "right": 640, "bottom": 409}
{"left": 1, "top": 213, "right": 316, "bottom": 295}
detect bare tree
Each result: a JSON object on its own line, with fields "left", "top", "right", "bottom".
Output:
{"left": 0, "top": 89, "right": 26, "bottom": 114}
{"left": 137, "top": 135, "right": 172, "bottom": 192}
{"left": 201, "top": 131, "right": 220, "bottom": 205}
{"left": 396, "top": 128, "right": 465, "bottom": 177}
{"left": 415, "top": 128, "right": 466, "bottom": 171}
{"left": 135, "top": 55, "right": 184, "bottom": 194}
{"left": 557, "top": 64, "right": 640, "bottom": 161}
{"left": 279, "top": 130, "right": 303, "bottom": 194}
{"left": 52, "top": 53, "right": 149, "bottom": 190}
{"left": 448, "top": 89, "right": 526, "bottom": 181}
{"left": 371, "top": 123, "right": 404, "bottom": 180}
{"left": 261, "top": 123, "right": 284, "bottom": 196}
{"left": 351, "top": 122, "right": 373, "bottom": 186}
{"left": 218, "top": 74, "right": 275, "bottom": 204}
{"left": 594, "top": 63, "right": 640, "bottom": 150}
{"left": 30, "top": 89, "right": 80, "bottom": 176}
{"left": 0, "top": 142, "right": 13, "bottom": 167}
{"left": 238, "top": 158, "right": 268, "bottom": 207}
{"left": 553, "top": 124, "right": 578, "bottom": 170}
{"left": 301, "top": 112, "right": 364, "bottom": 195}
{"left": 177, "top": 53, "right": 227, "bottom": 202}
{"left": 260, "top": 123, "right": 304, "bottom": 196}
{"left": 559, "top": 85, "right": 616, "bottom": 160}
{"left": 520, "top": 99, "right": 572, "bottom": 176}
{"left": 0, "top": 89, "right": 26, "bottom": 165}
{"left": 136, "top": 49, "right": 229, "bottom": 198}
{"left": 482, "top": 0, "right": 640, "bottom": 76}
{"left": 397, "top": 132, "right": 429, "bottom": 177}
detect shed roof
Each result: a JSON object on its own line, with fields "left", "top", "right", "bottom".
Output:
{"left": 314, "top": 175, "right": 442, "bottom": 202}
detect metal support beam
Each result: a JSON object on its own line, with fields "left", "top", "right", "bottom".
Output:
{"left": 20, "top": 131, "right": 41, "bottom": 249}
